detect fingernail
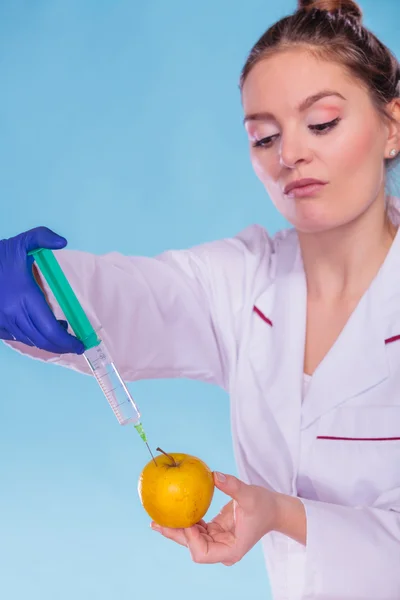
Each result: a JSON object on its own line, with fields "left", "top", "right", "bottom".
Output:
{"left": 150, "top": 522, "right": 161, "bottom": 532}
{"left": 215, "top": 471, "right": 226, "bottom": 482}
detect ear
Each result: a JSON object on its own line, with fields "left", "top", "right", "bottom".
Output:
{"left": 384, "top": 98, "right": 400, "bottom": 159}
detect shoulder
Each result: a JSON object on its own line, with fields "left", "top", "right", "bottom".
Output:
{"left": 160, "top": 222, "right": 299, "bottom": 274}
{"left": 189, "top": 223, "right": 298, "bottom": 271}
{"left": 158, "top": 224, "right": 299, "bottom": 311}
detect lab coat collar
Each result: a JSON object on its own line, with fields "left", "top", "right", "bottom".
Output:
{"left": 300, "top": 282, "right": 388, "bottom": 430}
{"left": 252, "top": 233, "right": 306, "bottom": 493}
{"left": 301, "top": 225, "right": 400, "bottom": 429}
{"left": 255, "top": 221, "right": 400, "bottom": 433}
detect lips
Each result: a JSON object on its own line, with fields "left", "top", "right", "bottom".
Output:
{"left": 284, "top": 178, "right": 327, "bottom": 195}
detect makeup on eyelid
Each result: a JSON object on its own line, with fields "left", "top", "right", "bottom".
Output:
{"left": 246, "top": 106, "right": 343, "bottom": 139}
{"left": 247, "top": 114, "right": 342, "bottom": 145}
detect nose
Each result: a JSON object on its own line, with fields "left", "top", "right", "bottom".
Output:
{"left": 279, "top": 131, "right": 312, "bottom": 169}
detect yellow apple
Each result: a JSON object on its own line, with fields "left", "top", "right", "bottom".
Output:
{"left": 138, "top": 447, "right": 215, "bottom": 528}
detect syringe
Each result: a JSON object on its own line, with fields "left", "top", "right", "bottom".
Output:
{"left": 29, "top": 247, "right": 156, "bottom": 465}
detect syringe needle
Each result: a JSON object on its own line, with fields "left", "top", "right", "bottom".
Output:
{"left": 146, "top": 442, "right": 157, "bottom": 466}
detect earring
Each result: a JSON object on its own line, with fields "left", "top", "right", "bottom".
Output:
{"left": 389, "top": 148, "right": 397, "bottom": 157}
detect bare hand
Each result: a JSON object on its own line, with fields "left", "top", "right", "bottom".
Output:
{"left": 150, "top": 471, "right": 280, "bottom": 566}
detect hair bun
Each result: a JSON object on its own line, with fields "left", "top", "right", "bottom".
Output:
{"left": 298, "top": 0, "right": 363, "bottom": 23}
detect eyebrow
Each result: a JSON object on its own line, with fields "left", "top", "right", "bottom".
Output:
{"left": 243, "top": 90, "right": 346, "bottom": 125}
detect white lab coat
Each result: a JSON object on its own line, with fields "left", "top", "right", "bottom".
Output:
{"left": 7, "top": 202, "right": 400, "bottom": 600}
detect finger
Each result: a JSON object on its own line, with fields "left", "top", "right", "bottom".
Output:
{"left": 194, "top": 519, "right": 208, "bottom": 535}
{"left": 23, "top": 227, "right": 67, "bottom": 253}
{"left": 17, "top": 300, "right": 82, "bottom": 354}
{"left": 207, "top": 521, "right": 226, "bottom": 535}
{"left": 185, "top": 527, "right": 229, "bottom": 564}
{"left": 197, "top": 519, "right": 207, "bottom": 528}
{"left": 213, "top": 472, "right": 248, "bottom": 503}
{"left": 0, "top": 327, "right": 15, "bottom": 341}
{"left": 208, "top": 500, "right": 235, "bottom": 532}
{"left": 20, "top": 310, "right": 76, "bottom": 354}
{"left": 208, "top": 530, "right": 236, "bottom": 545}
{"left": 23, "top": 293, "right": 85, "bottom": 354}
{"left": 196, "top": 523, "right": 208, "bottom": 535}
{"left": 200, "top": 518, "right": 236, "bottom": 544}
{"left": 184, "top": 527, "right": 238, "bottom": 565}
{"left": 7, "top": 318, "right": 34, "bottom": 347}
{"left": 184, "top": 526, "right": 207, "bottom": 556}
{"left": 150, "top": 522, "right": 187, "bottom": 547}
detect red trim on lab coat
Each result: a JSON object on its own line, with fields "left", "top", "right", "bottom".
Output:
{"left": 253, "top": 306, "right": 273, "bottom": 327}
{"left": 385, "top": 335, "right": 400, "bottom": 344}
{"left": 317, "top": 436, "right": 400, "bottom": 441}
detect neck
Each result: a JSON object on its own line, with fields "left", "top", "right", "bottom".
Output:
{"left": 298, "top": 195, "right": 397, "bottom": 301}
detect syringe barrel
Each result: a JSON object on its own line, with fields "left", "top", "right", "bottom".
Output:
{"left": 28, "top": 248, "right": 145, "bottom": 431}
{"left": 84, "top": 342, "right": 141, "bottom": 426}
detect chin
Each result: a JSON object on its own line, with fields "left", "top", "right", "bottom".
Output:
{"left": 294, "top": 215, "right": 361, "bottom": 234}
{"left": 290, "top": 212, "right": 347, "bottom": 234}
{"left": 294, "top": 222, "right": 331, "bottom": 234}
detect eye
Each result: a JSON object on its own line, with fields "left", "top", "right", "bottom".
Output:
{"left": 309, "top": 117, "right": 341, "bottom": 134}
{"left": 252, "top": 134, "right": 278, "bottom": 149}
{"left": 251, "top": 117, "right": 341, "bottom": 149}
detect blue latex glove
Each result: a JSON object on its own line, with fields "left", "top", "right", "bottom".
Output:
{"left": 0, "top": 226, "right": 85, "bottom": 354}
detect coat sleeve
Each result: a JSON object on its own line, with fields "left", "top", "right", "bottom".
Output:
{"left": 299, "top": 489, "right": 400, "bottom": 599}
{"left": 4, "top": 225, "right": 273, "bottom": 391}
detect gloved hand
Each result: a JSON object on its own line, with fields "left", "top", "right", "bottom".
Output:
{"left": 0, "top": 226, "right": 85, "bottom": 354}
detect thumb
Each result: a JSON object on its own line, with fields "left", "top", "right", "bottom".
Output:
{"left": 23, "top": 226, "right": 67, "bottom": 253}
{"left": 213, "top": 472, "right": 248, "bottom": 501}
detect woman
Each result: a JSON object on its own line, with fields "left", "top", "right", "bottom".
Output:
{"left": 1, "top": 0, "right": 400, "bottom": 598}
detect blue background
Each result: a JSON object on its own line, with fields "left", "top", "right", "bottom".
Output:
{"left": 0, "top": 1, "right": 398, "bottom": 598}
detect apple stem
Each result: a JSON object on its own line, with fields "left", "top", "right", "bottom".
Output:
{"left": 156, "top": 447, "right": 177, "bottom": 467}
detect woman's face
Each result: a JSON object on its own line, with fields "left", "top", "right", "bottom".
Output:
{"left": 242, "top": 49, "right": 391, "bottom": 233}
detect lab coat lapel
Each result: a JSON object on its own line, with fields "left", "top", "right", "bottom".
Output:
{"left": 300, "top": 227, "right": 400, "bottom": 430}
{"left": 247, "top": 222, "right": 400, "bottom": 490}
{"left": 300, "top": 283, "right": 388, "bottom": 429}
{"left": 251, "top": 237, "right": 307, "bottom": 495}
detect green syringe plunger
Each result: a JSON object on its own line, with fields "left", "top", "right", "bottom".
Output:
{"left": 29, "top": 247, "right": 156, "bottom": 464}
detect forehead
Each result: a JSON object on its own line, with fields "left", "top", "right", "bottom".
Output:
{"left": 242, "top": 49, "right": 364, "bottom": 114}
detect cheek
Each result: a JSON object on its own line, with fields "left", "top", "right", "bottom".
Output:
{"left": 250, "top": 149, "right": 289, "bottom": 212}
{"left": 250, "top": 149, "right": 265, "bottom": 180}
{"left": 250, "top": 148, "right": 279, "bottom": 183}
{"left": 330, "top": 122, "right": 383, "bottom": 179}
